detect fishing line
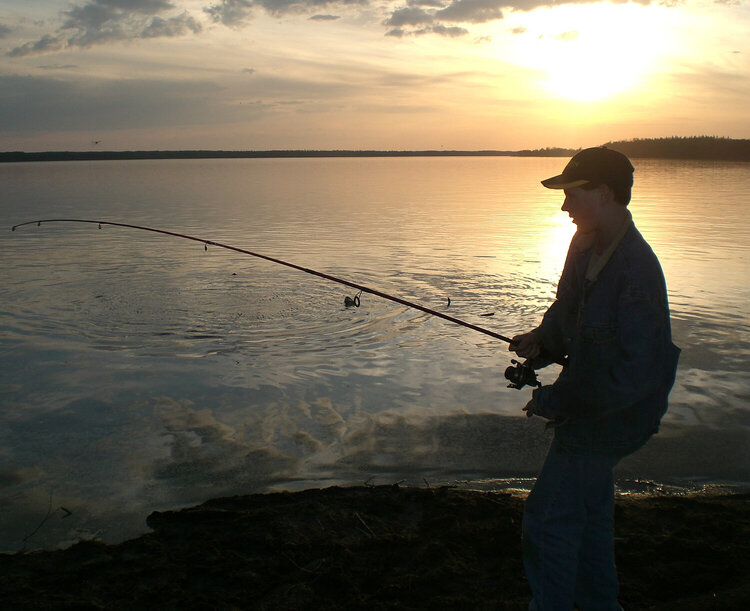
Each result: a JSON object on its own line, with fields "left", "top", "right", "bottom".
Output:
{"left": 11, "top": 218, "right": 516, "bottom": 346}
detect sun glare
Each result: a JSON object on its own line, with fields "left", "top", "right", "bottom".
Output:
{"left": 540, "top": 215, "right": 576, "bottom": 280}
{"left": 543, "top": 40, "right": 645, "bottom": 102}
{"left": 503, "top": 3, "right": 674, "bottom": 103}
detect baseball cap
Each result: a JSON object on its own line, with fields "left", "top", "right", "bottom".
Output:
{"left": 541, "top": 146, "right": 634, "bottom": 190}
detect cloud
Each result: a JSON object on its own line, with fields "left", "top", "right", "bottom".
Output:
{"left": 204, "top": 0, "right": 254, "bottom": 26}
{"left": 408, "top": 0, "right": 447, "bottom": 7}
{"left": 428, "top": 23, "right": 469, "bottom": 36}
{"left": 242, "top": 67, "right": 256, "bottom": 73}
{"left": 677, "top": 65, "right": 750, "bottom": 100}
{"left": 435, "top": 0, "right": 505, "bottom": 23}
{"left": 0, "top": 23, "right": 12, "bottom": 38}
{"left": 0, "top": 74, "right": 226, "bottom": 132}
{"left": 140, "top": 12, "right": 202, "bottom": 38}
{"left": 555, "top": 29, "right": 578, "bottom": 41}
{"left": 0, "top": 69, "right": 361, "bottom": 135}
{"left": 383, "top": 0, "right": 503, "bottom": 37}
{"left": 37, "top": 64, "right": 80, "bottom": 70}
{"left": 386, "top": 23, "right": 469, "bottom": 37}
{"left": 261, "top": 0, "right": 367, "bottom": 17}
{"left": 8, "top": 34, "right": 65, "bottom": 57}
{"left": 5, "top": 0, "right": 677, "bottom": 53}
{"left": 205, "top": 0, "right": 366, "bottom": 25}
{"left": 380, "top": 0, "right": 671, "bottom": 38}
{"left": 8, "top": 0, "right": 201, "bottom": 57}
{"left": 382, "top": 0, "right": 509, "bottom": 38}
{"left": 384, "top": 7, "right": 434, "bottom": 27}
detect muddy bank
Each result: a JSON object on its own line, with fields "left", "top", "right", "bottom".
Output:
{"left": 1, "top": 485, "right": 748, "bottom": 609}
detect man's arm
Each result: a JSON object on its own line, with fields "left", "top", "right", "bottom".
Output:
{"left": 531, "top": 283, "right": 672, "bottom": 420}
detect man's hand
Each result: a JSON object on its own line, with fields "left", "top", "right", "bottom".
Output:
{"left": 523, "top": 395, "right": 567, "bottom": 427}
{"left": 510, "top": 330, "right": 542, "bottom": 360}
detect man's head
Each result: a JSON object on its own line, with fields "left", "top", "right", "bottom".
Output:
{"left": 541, "top": 146, "right": 634, "bottom": 205}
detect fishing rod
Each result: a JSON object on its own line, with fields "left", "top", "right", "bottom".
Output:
{"left": 11, "top": 218, "right": 542, "bottom": 389}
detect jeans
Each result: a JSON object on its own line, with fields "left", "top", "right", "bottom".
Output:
{"left": 522, "top": 439, "right": 624, "bottom": 611}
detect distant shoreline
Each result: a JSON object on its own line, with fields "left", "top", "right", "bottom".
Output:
{"left": 2, "top": 137, "right": 749, "bottom": 163}
{"left": 0, "top": 149, "right": 575, "bottom": 163}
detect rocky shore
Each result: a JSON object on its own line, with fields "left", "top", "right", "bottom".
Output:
{"left": 1, "top": 485, "right": 748, "bottom": 609}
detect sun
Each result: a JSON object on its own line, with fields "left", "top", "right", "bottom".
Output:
{"left": 541, "top": 22, "right": 652, "bottom": 102}
{"left": 503, "top": 3, "right": 674, "bottom": 103}
{"left": 542, "top": 35, "right": 646, "bottom": 102}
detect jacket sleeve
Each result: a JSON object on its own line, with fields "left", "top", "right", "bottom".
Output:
{"left": 532, "top": 275, "right": 675, "bottom": 420}
{"left": 529, "top": 302, "right": 568, "bottom": 369}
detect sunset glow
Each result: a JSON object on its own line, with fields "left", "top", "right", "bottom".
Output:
{"left": 0, "top": 0, "right": 748, "bottom": 151}
{"left": 526, "top": 5, "right": 674, "bottom": 103}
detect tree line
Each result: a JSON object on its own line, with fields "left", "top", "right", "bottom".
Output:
{"left": 604, "top": 136, "right": 750, "bottom": 161}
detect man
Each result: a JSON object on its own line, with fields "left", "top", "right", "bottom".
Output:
{"left": 510, "top": 147, "right": 680, "bottom": 610}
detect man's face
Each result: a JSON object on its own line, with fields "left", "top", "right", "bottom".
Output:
{"left": 561, "top": 186, "right": 604, "bottom": 234}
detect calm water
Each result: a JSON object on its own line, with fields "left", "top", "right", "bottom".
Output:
{"left": 1, "top": 157, "right": 749, "bottom": 551}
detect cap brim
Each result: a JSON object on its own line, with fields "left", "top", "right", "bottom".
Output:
{"left": 541, "top": 175, "right": 590, "bottom": 189}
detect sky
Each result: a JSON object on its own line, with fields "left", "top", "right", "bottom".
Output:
{"left": 1, "top": 0, "right": 749, "bottom": 151}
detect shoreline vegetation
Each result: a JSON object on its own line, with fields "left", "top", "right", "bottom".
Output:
{"left": 2, "top": 136, "right": 750, "bottom": 163}
{"left": 1, "top": 485, "right": 748, "bottom": 609}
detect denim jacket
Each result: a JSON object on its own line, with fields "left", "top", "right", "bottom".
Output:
{"left": 531, "top": 222, "right": 680, "bottom": 456}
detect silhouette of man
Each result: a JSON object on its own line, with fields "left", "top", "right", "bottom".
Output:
{"left": 510, "top": 147, "right": 680, "bottom": 610}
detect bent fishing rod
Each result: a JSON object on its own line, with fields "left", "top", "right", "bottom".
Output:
{"left": 11, "top": 218, "right": 542, "bottom": 389}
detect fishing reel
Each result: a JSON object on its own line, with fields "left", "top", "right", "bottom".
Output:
{"left": 505, "top": 359, "right": 541, "bottom": 390}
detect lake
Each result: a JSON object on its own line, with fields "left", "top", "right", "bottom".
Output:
{"left": 1, "top": 156, "right": 749, "bottom": 551}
